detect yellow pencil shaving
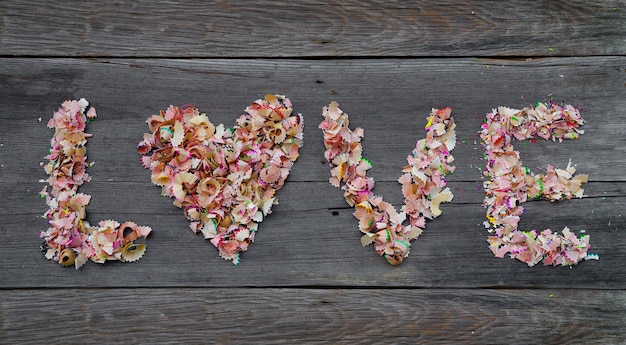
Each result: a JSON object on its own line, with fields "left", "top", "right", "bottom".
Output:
{"left": 425, "top": 115, "right": 434, "bottom": 129}
{"left": 356, "top": 201, "right": 372, "bottom": 212}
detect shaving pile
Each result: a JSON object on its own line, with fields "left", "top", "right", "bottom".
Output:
{"left": 480, "top": 102, "right": 593, "bottom": 266}
{"left": 320, "top": 102, "right": 456, "bottom": 265}
{"left": 138, "top": 95, "right": 303, "bottom": 264}
{"left": 40, "top": 99, "right": 152, "bottom": 269}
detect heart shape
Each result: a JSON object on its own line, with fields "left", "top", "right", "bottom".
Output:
{"left": 138, "top": 95, "right": 304, "bottom": 264}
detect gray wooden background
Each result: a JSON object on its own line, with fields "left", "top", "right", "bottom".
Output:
{"left": 1, "top": 1, "right": 625, "bottom": 343}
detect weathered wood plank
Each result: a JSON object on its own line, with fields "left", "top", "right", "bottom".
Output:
{"left": 1, "top": 0, "right": 624, "bottom": 57}
{"left": 1, "top": 190, "right": 623, "bottom": 288}
{"left": 1, "top": 57, "right": 624, "bottom": 182}
{"left": 1, "top": 288, "right": 624, "bottom": 344}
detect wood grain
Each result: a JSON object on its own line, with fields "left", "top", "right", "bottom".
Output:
{"left": 1, "top": 288, "right": 624, "bottom": 344}
{"left": 1, "top": 0, "right": 624, "bottom": 57}
{"left": 1, "top": 57, "right": 624, "bottom": 183}
{"left": 1, "top": 2, "right": 625, "bottom": 341}
{"left": 1, "top": 180, "right": 624, "bottom": 288}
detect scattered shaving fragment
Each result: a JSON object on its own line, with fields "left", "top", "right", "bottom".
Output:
{"left": 40, "top": 99, "right": 152, "bottom": 269}
{"left": 138, "top": 95, "right": 304, "bottom": 264}
{"left": 320, "top": 102, "right": 455, "bottom": 265}
{"left": 430, "top": 188, "right": 454, "bottom": 218}
{"left": 480, "top": 101, "right": 592, "bottom": 267}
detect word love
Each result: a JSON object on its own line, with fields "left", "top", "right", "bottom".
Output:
{"left": 138, "top": 95, "right": 304, "bottom": 264}
{"left": 320, "top": 103, "right": 456, "bottom": 265}
{"left": 481, "top": 102, "right": 592, "bottom": 267}
{"left": 39, "top": 97, "right": 594, "bottom": 269}
{"left": 40, "top": 99, "right": 152, "bottom": 269}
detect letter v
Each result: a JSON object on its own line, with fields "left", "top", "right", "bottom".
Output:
{"left": 320, "top": 102, "right": 456, "bottom": 265}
